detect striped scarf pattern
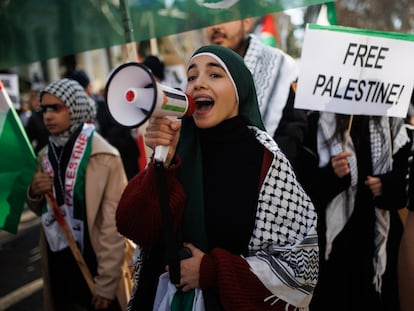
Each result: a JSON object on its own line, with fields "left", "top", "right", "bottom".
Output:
{"left": 243, "top": 34, "right": 298, "bottom": 136}
{"left": 318, "top": 112, "right": 409, "bottom": 293}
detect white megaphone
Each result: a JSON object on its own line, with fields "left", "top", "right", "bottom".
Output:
{"left": 105, "top": 62, "right": 195, "bottom": 163}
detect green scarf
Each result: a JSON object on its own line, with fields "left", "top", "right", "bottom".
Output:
{"left": 173, "top": 45, "right": 265, "bottom": 309}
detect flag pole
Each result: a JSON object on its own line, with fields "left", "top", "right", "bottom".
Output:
{"left": 120, "top": 0, "right": 137, "bottom": 62}
{"left": 344, "top": 114, "right": 354, "bottom": 151}
{"left": 44, "top": 190, "right": 95, "bottom": 293}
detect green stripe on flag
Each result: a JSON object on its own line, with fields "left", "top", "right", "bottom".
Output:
{"left": 326, "top": 2, "right": 337, "bottom": 25}
{"left": 0, "top": 95, "right": 37, "bottom": 234}
{"left": 163, "top": 104, "right": 187, "bottom": 113}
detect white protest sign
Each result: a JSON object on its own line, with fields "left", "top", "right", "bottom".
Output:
{"left": 0, "top": 74, "right": 20, "bottom": 109}
{"left": 294, "top": 24, "right": 414, "bottom": 118}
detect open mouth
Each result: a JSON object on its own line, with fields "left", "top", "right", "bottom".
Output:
{"left": 195, "top": 97, "right": 214, "bottom": 113}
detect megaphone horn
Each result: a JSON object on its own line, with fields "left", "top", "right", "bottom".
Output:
{"left": 105, "top": 62, "right": 195, "bottom": 162}
{"left": 105, "top": 62, "right": 195, "bottom": 128}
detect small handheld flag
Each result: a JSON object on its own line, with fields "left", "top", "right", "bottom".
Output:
{"left": 0, "top": 80, "right": 37, "bottom": 233}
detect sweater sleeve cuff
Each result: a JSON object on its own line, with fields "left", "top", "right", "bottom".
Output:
{"left": 150, "top": 154, "right": 181, "bottom": 171}
{"left": 199, "top": 254, "right": 217, "bottom": 289}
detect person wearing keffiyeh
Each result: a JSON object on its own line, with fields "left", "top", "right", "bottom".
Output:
{"left": 115, "top": 45, "right": 319, "bottom": 311}
{"left": 26, "top": 79, "right": 130, "bottom": 311}
{"left": 206, "top": 19, "right": 307, "bottom": 173}
{"left": 296, "top": 111, "right": 411, "bottom": 311}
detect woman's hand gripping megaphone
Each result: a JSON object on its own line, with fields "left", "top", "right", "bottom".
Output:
{"left": 145, "top": 116, "right": 183, "bottom": 166}
{"left": 150, "top": 83, "right": 195, "bottom": 163}
{"left": 137, "top": 82, "right": 195, "bottom": 164}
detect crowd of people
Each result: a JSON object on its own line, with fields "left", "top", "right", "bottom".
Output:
{"left": 11, "top": 16, "right": 414, "bottom": 311}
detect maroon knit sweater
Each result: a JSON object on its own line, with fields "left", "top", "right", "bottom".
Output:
{"left": 116, "top": 155, "right": 295, "bottom": 311}
{"left": 116, "top": 157, "right": 187, "bottom": 248}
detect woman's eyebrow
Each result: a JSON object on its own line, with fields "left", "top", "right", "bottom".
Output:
{"left": 206, "top": 62, "right": 223, "bottom": 70}
{"left": 187, "top": 61, "right": 224, "bottom": 73}
{"left": 187, "top": 63, "right": 196, "bottom": 72}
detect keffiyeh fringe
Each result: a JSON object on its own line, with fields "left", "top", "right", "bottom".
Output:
{"left": 264, "top": 294, "right": 309, "bottom": 311}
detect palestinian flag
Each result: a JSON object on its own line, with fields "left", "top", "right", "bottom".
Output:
{"left": 0, "top": 80, "right": 37, "bottom": 233}
{"left": 316, "top": 2, "right": 337, "bottom": 26}
{"left": 259, "top": 14, "right": 278, "bottom": 47}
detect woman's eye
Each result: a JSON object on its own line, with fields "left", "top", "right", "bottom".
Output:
{"left": 210, "top": 73, "right": 221, "bottom": 78}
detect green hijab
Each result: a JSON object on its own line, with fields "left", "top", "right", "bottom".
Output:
{"left": 176, "top": 45, "right": 265, "bottom": 251}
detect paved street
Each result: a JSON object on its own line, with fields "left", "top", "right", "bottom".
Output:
{"left": 0, "top": 208, "right": 43, "bottom": 311}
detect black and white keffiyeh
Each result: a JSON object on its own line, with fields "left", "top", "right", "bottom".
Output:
{"left": 317, "top": 112, "right": 409, "bottom": 293}
{"left": 317, "top": 112, "right": 358, "bottom": 262}
{"left": 41, "top": 78, "right": 96, "bottom": 146}
{"left": 244, "top": 34, "right": 298, "bottom": 136}
{"left": 127, "top": 127, "right": 319, "bottom": 311}
{"left": 246, "top": 127, "right": 319, "bottom": 310}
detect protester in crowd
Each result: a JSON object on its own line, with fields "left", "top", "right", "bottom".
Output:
{"left": 296, "top": 111, "right": 411, "bottom": 311}
{"left": 398, "top": 147, "right": 414, "bottom": 311}
{"left": 25, "top": 89, "right": 50, "bottom": 154}
{"left": 64, "top": 69, "right": 98, "bottom": 126}
{"left": 142, "top": 55, "right": 165, "bottom": 83}
{"left": 205, "top": 18, "right": 307, "bottom": 170}
{"left": 26, "top": 79, "right": 130, "bottom": 311}
{"left": 65, "top": 69, "right": 140, "bottom": 180}
{"left": 64, "top": 69, "right": 94, "bottom": 97}
{"left": 115, "top": 45, "right": 319, "bottom": 310}
{"left": 19, "top": 99, "right": 32, "bottom": 128}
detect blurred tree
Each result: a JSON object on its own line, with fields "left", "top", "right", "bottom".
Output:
{"left": 336, "top": 0, "right": 413, "bottom": 33}
{"left": 304, "top": 0, "right": 414, "bottom": 33}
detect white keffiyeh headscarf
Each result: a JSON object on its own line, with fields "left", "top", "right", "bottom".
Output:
{"left": 40, "top": 78, "right": 96, "bottom": 146}
{"left": 317, "top": 112, "right": 409, "bottom": 293}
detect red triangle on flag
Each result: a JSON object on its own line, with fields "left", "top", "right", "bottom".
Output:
{"left": 261, "top": 14, "right": 277, "bottom": 37}
{"left": 260, "top": 14, "right": 278, "bottom": 47}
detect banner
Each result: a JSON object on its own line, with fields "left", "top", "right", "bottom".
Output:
{"left": 0, "top": 0, "right": 335, "bottom": 69}
{"left": 0, "top": 80, "right": 37, "bottom": 234}
{"left": 294, "top": 24, "right": 414, "bottom": 117}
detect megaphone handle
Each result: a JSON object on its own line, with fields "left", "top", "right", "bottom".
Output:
{"left": 153, "top": 116, "right": 180, "bottom": 163}
{"left": 154, "top": 145, "right": 169, "bottom": 163}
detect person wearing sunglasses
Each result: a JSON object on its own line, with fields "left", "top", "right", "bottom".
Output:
{"left": 26, "top": 79, "right": 130, "bottom": 311}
